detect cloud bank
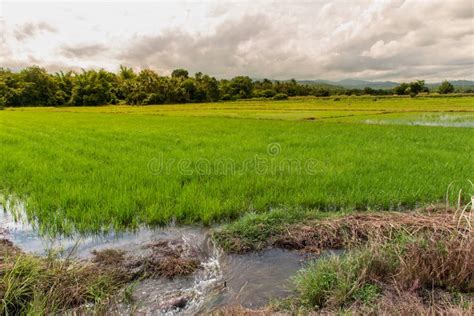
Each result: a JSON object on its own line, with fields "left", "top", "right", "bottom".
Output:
{"left": 1, "top": 0, "right": 473, "bottom": 81}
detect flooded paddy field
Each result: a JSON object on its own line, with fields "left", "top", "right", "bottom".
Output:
{"left": 361, "top": 112, "right": 474, "bottom": 127}
{"left": 1, "top": 98, "right": 473, "bottom": 235}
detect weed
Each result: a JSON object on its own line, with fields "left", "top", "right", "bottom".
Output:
{"left": 352, "top": 284, "right": 380, "bottom": 305}
{"left": 294, "top": 250, "right": 374, "bottom": 308}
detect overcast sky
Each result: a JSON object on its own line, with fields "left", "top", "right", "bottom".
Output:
{"left": 1, "top": 0, "right": 473, "bottom": 81}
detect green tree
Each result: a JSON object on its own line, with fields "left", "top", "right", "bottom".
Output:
{"left": 171, "top": 69, "right": 189, "bottom": 79}
{"left": 438, "top": 80, "right": 455, "bottom": 94}
{"left": 408, "top": 80, "right": 427, "bottom": 95}
{"left": 194, "top": 74, "right": 220, "bottom": 102}
{"left": 50, "top": 71, "right": 75, "bottom": 105}
{"left": 363, "top": 87, "right": 374, "bottom": 95}
{"left": 127, "top": 69, "right": 168, "bottom": 105}
{"left": 393, "top": 83, "right": 408, "bottom": 95}
{"left": 225, "top": 76, "right": 253, "bottom": 99}
{"left": 0, "top": 68, "right": 22, "bottom": 106}
{"left": 393, "top": 80, "right": 427, "bottom": 96}
{"left": 18, "top": 66, "right": 57, "bottom": 106}
{"left": 70, "top": 69, "right": 117, "bottom": 106}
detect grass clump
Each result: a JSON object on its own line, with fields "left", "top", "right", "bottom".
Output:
{"left": 0, "top": 244, "right": 124, "bottom": 314}
{"left": 212, "top": 209, "right": 299, "bottom": 252}
{"left": 212, "top": 208, "right": 341, "bottom": 253}
{"left": 294, "top": 249, "right": 379, "bottom": 308}
{"left": 292, "top": 227, "right": 473, "bottom": 312}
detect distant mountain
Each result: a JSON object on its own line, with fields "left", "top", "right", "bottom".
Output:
{"left": 299, "top": 79, "right": 399, "bottom": 89}
{"left": 339, "top": 79, "right": 400, "bottom": 89}
{"left": 296, "top": 80, "right": 344, "bottom": 90}
{"left": 298, "top": 79, "right": 474, "bottom": 90}
{"left": 426, "top": 80, "right": 474, "bottom": 90}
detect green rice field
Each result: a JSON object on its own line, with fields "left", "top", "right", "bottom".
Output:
{"left": 1, "top": 96, "right": 473, "bottom": 235}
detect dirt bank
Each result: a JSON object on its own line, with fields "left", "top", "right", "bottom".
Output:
{"left": 214, "top": 208, "right": 471, "bottom": 254}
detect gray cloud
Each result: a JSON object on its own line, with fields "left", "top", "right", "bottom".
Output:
{"left": 13, "top": 21, "right": 57, "bottom": 41}
{"left": 2, "top": 1, "right": 474, "bottom": 81}
{"left": 117, "top": 1, "right": 474, "bottom": 81}
{"left": 59, "top": 43, "right": 108, "bottom": 58}
{"left": 120, "top": 14, "right": 278, "bottom": 76}
{"left": 449, "top": 1, "right": 474, "bottom": 20}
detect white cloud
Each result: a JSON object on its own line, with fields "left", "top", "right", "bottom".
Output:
{"left": 362, "top": 40, "right": 401, "bottom": 58}
{"left": 0, "top": 0, "right": 473, "bottom": 81}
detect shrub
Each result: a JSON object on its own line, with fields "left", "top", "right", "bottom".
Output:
{"left": 273, "top": 93, "right": 288, "bottom": 100}
{"left": 221, "top": 94, "right": 232, "bottom": 101}
{"left": 258, "top": 89, "right": 277, "bottom": 98}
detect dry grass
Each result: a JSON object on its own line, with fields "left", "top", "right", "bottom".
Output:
{"left": 390, "top": 236, "right": 473, "bottom": 292}
{"left": 274, "top": 209, "right": 468, "bottom": 253}
{"left": 156, "top": 257, "right": 200, "bottom": 279}
{"left": 91, "top": 239, "right": 201, "bottom": 280}
{"left": 0, "top": 243, "right": 124, "bottom": 314}
{"left": 290, "top": 205, "right": 473, "bottom": 314}
{"left": 369, "top": 289, "right": 473, "bottom": 316}
{"left": 91, "top": 248, "right": 126, "bottom": 266}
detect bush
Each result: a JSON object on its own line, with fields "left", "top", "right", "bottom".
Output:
{"left": 314, "top": 88, "right": 330, "bottom": 97}
{"left": 272, "top": 93, "right": 288, "bottom": 100}
{"left": 258, "top": 89, "right": 277, "bottom": 98}
{"left": 221, "top": 94, "right": 232, "bottom": 101}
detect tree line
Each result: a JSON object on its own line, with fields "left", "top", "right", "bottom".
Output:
{"left": 0, "top": 66, "right": 462, "bottom": 107}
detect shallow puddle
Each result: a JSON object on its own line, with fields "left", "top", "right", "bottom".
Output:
{"left": 363, "top": 112, "right": 474, "bottom": 128}
{"left": 0, "top": 204, "right": 206, "bottom": 258}
{"left": 1, "top": 204, "right": 313, "bottom": 314}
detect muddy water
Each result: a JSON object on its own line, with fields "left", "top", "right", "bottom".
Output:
{"left": 0, "top": 204, "right": 312, "bottom": 314}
